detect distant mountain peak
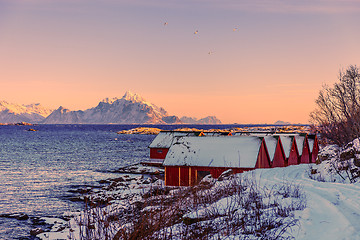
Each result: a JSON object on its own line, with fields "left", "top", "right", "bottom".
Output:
{"left": 181, "top": 115, "right": 222, "bottom": 124}
{"left": 122, "top": 91, "right": 145, "bottom": 103}
{"left": 274, "top": 120, "right": 291, "bottom": 125}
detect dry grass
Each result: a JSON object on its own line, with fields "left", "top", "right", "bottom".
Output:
{"left": 72, "top": 174, "right": 306, "bottom": 240}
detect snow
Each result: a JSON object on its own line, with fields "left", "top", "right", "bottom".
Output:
{"left": 163, "top": 136, "right": 262, "bottom": 168}
{"left": 308, "top": 138, "right": 314, "bottom": 153}
{"left": 44, "top": 91, "right": 170, "bottom": 124}
{"left": 0, "top": 101, "right": 52, "bottom": 117}
{"left": 263, "top": 136, "right": 278, "bottom": 161}
{"left": 277, "top": 135, "right": 295, "bottom": 158}
{"left": 149, "top": 131, "right": 192, "bottom": 148}
{"left": 295, "top": 135, "right": 306, "bottom": 155}
{"left": 251, "top": 165, "right": 360, "bottom": 240}
{"left": 37, "top": 163, "right": 360, "bottom": 240}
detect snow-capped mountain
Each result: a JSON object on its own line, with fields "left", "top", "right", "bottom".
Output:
{"left": 0, "top": 92, "right": 222, "bottom": 124}
{"left": 43, "top": 91, "right": 181, "bottom": 124}
{"left": 0, "top": 101, "right": 53, "bottom": 123}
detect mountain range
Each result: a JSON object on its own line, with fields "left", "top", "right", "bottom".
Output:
{"left": 0, "top": 91, "right": 222, "bottom": 124}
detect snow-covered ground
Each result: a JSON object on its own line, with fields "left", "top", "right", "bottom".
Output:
{"left": 247, "top": 165, "right": 360, "bottom": 240}
{"left": 37, "top": 164, "right": 360, "bottom": 240}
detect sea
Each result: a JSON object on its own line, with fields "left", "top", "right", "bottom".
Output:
{"left": 0, "top": 124, "right": 267, "bottom": 240}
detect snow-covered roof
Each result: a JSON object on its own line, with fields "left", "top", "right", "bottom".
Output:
{"left": 149, "top": 131, "right": 200, "bottom": 148}
{"left": 295, "top": 135, "right": 306, "bottom": 155}
{"left": 263, "top": 136, "right": 278, "bottom": 161}
{"left": 232, "top": 132, "right": 275, "bottom": 136}
{"left": 236, "top": 134, "right": 277, "bottom": 161}
{"left": 163, "top": 136, "right": 263, "bottom": 168}
{"left": 308, "top": 138, "right": 314, "bottom": 153}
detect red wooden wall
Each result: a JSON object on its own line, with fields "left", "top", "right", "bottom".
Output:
{"left": 272, "top": 139, "right": 286, "bottom": 168}
{"left": 256, "top": 140, "right": 271, "bottom": 169}
{"left": 311, "top": 137, "right": 319, "bottom": 163}
{"left": 150, "top": 148, "right": 169, "bottom": 160}
{"left": 165, "top": 166, "right": 255, "bottom": 186}
{"left": 165, "top": 166, "right": 179, "bottom": 186}
{"left": 299, "top": 136, "right": 310, "bottom": 164}
{"left": 287, "top": 139, "right": 299, "bottom": 165}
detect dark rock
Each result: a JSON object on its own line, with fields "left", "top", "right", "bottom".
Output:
{"left": 99, "top": 179, "right": 111, "bottom": 184}
{"left": 68, "top": 187, "right": 92, "bottom": 194}
{"left": 111, "top": 177, "right": 125, "bottom": 182}
{"left": 30, "top": 228, "right": 44, "bottom": 236}
{"left": 17, "top": 213, "right": 29, "bottom": 220}
{"left": 0, "top": 213, "right": 29, "bottom": 220}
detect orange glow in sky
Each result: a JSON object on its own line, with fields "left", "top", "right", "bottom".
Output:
{"left": 1, "top": 0, "right": 360, "bottom": 124}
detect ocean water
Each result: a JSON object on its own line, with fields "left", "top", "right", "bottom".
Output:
{"left": 0, "top": 124, "right": 258, "bottom": 239}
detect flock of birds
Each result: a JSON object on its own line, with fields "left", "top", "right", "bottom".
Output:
{"left": 163, "top": 22, "right": 239, "bottom": 55}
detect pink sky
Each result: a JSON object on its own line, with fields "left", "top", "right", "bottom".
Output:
{"left": 1, "top": 0, "right": 360, "bottom": 124}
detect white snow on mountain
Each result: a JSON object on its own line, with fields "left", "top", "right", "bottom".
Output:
{"left": 0, "top": 101, "right": 53, "bottom": 123}
{"left": 43, "top": 91, "right": 173, "bottom": 124}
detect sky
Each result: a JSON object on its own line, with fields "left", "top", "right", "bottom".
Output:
{"left": 1, "top": 0, "right": 360, "bottom": 124}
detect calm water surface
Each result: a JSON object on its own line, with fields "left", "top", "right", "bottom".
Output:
{"left": 0, "top": 124, "right": 256, "bottom": 239}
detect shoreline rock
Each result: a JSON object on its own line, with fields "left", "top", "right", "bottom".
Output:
{"left": 0, "top": 213, "right": 29, "bottom": 220}
{"left": 118, "top": 125, "right": 311, "bottom": 135}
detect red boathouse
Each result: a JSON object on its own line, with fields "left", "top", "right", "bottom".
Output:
{"left": 276, "top": 135, "right": 299, "bottom": 166}
{"left": 163, "top": 136, "right": 271, "bottom": 186}
{"left": 148, "top": 131, "right": 203, "bottom": 164}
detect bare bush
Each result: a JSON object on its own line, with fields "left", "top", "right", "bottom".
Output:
{"left": 73, "top": 174, "right": 306, "bottom": 240}
{"left": 310, "top": 65, "right": 360, "bottom": 146}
